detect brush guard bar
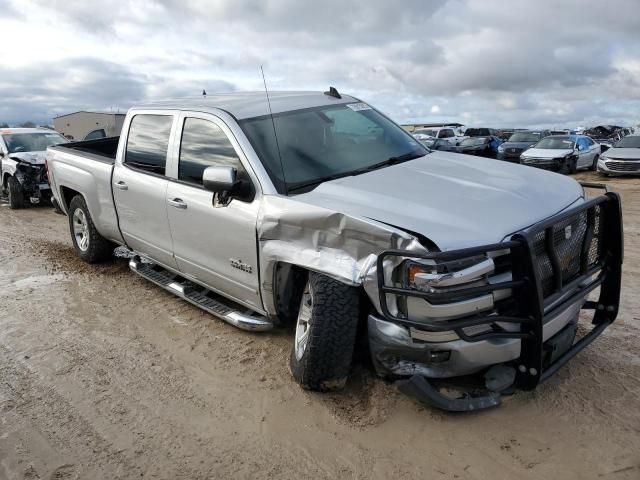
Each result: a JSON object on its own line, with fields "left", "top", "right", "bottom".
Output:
{"left": 376, "top": 191, "right": 623, "bottom": 390}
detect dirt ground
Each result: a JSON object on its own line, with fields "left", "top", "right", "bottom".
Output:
{"left": 0, "top": 171, "right": 638, "bottom": 480}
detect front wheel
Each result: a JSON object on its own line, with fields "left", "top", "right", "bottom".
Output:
{"left": 289, "top": 272, "right": 360, "bottom": 391}
{"left": 68, "top": 195, "right": 114, "bottom": 263}
{"left": 591, "top": 154, "right": 599, "bottom": 171}
{"left": 7, "top": 176, "right": 24, "bottom": 209}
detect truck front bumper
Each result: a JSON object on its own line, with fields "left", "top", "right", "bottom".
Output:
{"left": 369, "top": 296, "right": 583, "bottom": 378}
{"left": 371, "top": 190, "right": 623, "bottom": 392}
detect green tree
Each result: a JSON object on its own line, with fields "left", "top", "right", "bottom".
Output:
{"left": 0, "top": 122, "right": 9, "bottom": 128}
{"left": 18, "top": 121, "right": 36, "bottom": 128}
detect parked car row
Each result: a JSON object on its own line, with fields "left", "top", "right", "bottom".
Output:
{"left": 414, "top": 125, "right": 640, "bottom": 176}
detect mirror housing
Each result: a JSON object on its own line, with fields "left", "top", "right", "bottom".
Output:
{"left": 203, "top": 166, "right": 237, "bottom": 194}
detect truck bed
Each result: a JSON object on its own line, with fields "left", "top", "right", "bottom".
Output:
{"left": 47, "top": 137, "right": 124, "bottom": 244}
{"left": 50, "top": 136, "right": 119, "bottom": 164}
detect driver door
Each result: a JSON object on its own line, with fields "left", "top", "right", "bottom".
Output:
{"left": 165, "top": 113, "right": 263, "bottom": 311}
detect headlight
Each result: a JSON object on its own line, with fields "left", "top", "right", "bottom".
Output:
{"left": 600, "top": 155, "right": 610, "bottom": 161}
{"left": 405, "top": 256, "right": 495, "bottom": 291}
{"left": 498, "top": 145, "right": 505, "bottom": 152}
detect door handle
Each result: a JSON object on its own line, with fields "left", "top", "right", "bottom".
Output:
{"left": 114, "top": 181, "right": 128, "bottom": 190}
{"left": 168, "top": 198, "right": 187, "bottom": 209}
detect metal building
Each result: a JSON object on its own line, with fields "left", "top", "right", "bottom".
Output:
{"left": 53, "top": 111, "right": 126, "bottom": 141}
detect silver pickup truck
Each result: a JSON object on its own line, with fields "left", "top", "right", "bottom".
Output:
{"left": 46, "top": 90, "right": 623, "bottom": 410}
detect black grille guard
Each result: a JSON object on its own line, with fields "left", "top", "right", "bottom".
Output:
{"left": 376, "top": 189, "right": 623, "bottom": 390}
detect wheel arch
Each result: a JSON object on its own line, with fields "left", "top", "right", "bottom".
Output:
{"left": 59, "top": 185, "right": 82, "bottom": 213}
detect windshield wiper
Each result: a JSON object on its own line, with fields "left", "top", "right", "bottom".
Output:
{"left": 357, "top": 151, "right": 426, "bottom": 174}
{"left": 287, "top": 151, "right": 426, "bottom": 193}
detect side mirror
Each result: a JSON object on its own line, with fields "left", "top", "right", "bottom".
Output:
{"left": 203, "top": 165, "right": 237, "bottom": 194}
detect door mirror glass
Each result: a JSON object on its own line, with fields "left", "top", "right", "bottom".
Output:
{"left": 202, "top": 165, "right": 237, "bottom": 194}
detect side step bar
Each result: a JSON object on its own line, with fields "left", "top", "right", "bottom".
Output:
{"left": 129, "top": 257, "right": 273, "bottom": 332}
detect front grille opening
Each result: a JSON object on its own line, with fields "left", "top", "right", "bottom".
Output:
{"left": 532, "top": 205, "right": 603, "bottom": 298}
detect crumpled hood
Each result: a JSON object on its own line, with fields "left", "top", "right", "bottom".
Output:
{"left": 603, "top": 147, "right": 640, "bottom": 160}
{"left": 8, "top": 151, "right": 46, "bottom": 165}
{"left": 522, "top": 147, "right": 573, "bottom": 159}
{"left": 294, "top": 152, "right": 584, "bottom": 250}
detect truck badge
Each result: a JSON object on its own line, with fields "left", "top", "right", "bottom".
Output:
{"left": 564, "top": 225, "right": 572, "bottom": 240}
{"left": 230, "top": 258, "right": 253, "bottom": 274}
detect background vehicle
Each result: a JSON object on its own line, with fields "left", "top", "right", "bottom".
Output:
{"left": 0, "top": 127, "right": 68, "bottom": 208}
{"left": 497, "top": 130, "right": 550, "bottom": 162}
{"left": 47, "top": 91, "right": 622, "bottom": 410}
{"left": 597, "top": 135, "right": 640, "bottom": 175}
{"left": 520, "top": 135, "right": 600, "bottom": 173}
{"left": 416, "top": 137, "right": 456, "bottom": 151}
{"left": 455, "top": 135, "right": 502, "bottom": 158}
{"left": 463, "top": 127, "right": 499, "bottom": 137}
{"left": 413, "top": 126, "right": 464, "bottom": 145}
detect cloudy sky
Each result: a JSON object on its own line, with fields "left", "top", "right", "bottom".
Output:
{"left": 1, "top": 0, "right": 639, "bottom": 128}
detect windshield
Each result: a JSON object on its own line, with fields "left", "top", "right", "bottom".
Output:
{"left": 414, "top": 129, "right": 437, "bottom": 137}
{"left": 2, "top": 132, "right": 68, "bottom": 153}
{"left": 534, "top": 136, "right": 575, "bottom": 149}
{"left": 240, "top": 103, "right": 428, "bottom": 193}
{"left": 508, "top": 132, "right": 541, "bottom": 143}
{"left": 614, "top": 135, "right": 640, "bottom": 148}
{"left": 461, "top": 137, "right": 486, "bottom": 146}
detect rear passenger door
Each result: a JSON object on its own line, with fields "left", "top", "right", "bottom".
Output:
{"left": 165, "top": 113, "right": 263, "bottom": 310}
{"left": 113, "top": 112, "right": 179, "bottom": 269}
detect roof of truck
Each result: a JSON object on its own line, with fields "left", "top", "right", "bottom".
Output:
{"left": 133, "top": 91, "right": 359, "bottom": 120}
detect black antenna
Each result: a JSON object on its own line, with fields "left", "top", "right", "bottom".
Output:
{"left": 260, "top": 66, "right": 288, "bottom": 195}
{"left": 202, "top": 89, "right": 207, "bottom": 97}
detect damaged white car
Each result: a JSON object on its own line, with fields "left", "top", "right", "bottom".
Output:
{"left": 46, "top": 90, "right": 623, "bottom": 411}
{"left": 0, "top": 128, "right": 68, "bottom": 208}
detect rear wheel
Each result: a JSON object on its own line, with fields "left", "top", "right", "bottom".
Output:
{"left": 68, "top": 195, "right": 114, "bottom": 263}
{"left": 7, "top": 176, "right": 24, "bottom": 209}
{"left": 289, "top": 272, "right": 360, "bottom": 391}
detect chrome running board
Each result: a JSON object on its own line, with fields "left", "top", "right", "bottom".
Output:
{"left": 129, "top": 257, "right": 273, "bottom": 332}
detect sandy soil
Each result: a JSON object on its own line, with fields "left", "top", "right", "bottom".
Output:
{"left": 0, "top": 171, "right": 639, "bottom": 479}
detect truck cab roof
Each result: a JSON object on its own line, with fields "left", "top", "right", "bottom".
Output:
{"left": 134, "top": 91, "right": 359, "bottom": 120}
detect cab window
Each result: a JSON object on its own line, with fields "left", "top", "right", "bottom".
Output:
{"left": 125, "top": 115, "right": 173, "bottom": 175}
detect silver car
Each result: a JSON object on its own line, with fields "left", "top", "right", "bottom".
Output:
{"left": 597, "top": 135, "right": 640, "bottom": 175}
{"left": 520, "top": 135, "right": 600, "bottom": 173}
{"left": 0, "top": 127, "right": 68, "bottom": 208}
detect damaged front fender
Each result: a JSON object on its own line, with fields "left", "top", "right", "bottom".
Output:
{"left": 257, "top": 195, "right": 428, "bottom": 317}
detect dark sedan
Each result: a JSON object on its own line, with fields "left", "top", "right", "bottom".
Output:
{"left": 455, "top": 136, "right": 503, "bottom": 158}
{"left": 497, "top": 130, "right": 550, "bottom": 162}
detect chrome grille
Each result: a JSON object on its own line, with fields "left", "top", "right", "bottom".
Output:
{"left": 604, "top": 160, "right": 640, "bottom": 172}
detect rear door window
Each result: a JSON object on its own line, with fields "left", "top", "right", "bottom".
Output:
{"left": 125, "top": 114, "right": 174, "bottom": 175}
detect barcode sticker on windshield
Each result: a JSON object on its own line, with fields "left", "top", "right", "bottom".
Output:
{"left": 346, "top": 102, "right": 372, "bottom": 111}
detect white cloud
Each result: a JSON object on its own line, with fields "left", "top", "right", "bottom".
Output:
{"left": 1, "top": 0, "right": 639, "bottom": 128}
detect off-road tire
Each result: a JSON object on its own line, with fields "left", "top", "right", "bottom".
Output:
{"left": 591, "top": 154, "right": 599, "bottom": 171}
{"left": 7, "top": 176, "right": 24, "bottom": 209}
{"left": 68, "top": 195, "right": 113, "bottom": 263}
{"left": 289, "top": 272, "right": 360, "bottom": 391}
